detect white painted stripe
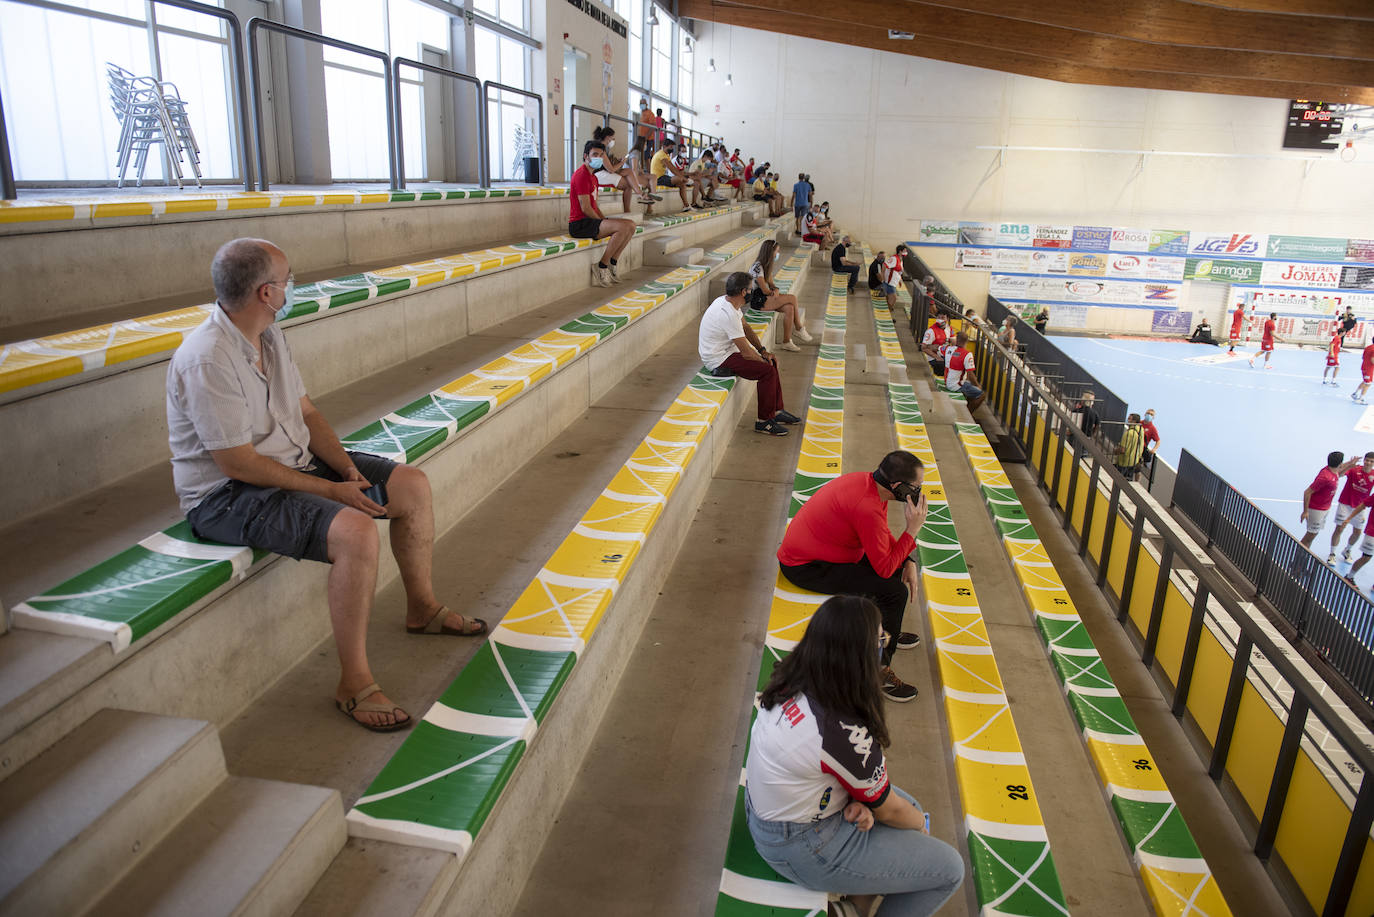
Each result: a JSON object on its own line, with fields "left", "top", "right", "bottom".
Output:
{"left": 1136, "top": 850, "right": 1213, "bottom": 874}
{"left": 926, "top": 599, "right": 983, "bottom": 614}
{"left": 571, "top": 524, "right": 645, "bottom": 543}
{"left": 601, "top": 488, "right": 666, "bottom": 504}
{"left": 11, "top": 605, "right": 132, "bottom": 651}
{"left": 489, "top": 626, "right": 585, "bottom": 654}
{"left": 718, "top": 870, "right": 827, "bottom": 910}
{"left": 1051, "top": 645, "right": 1100, "bottom": 657}
{"left": 773, "top": 585, "right": 825, "bottom": 605}
{"left": 942, "top": 685, "right": 1007, "bottom": 704}
{"left": 345, "top": 810, "right": 473, "bottom": 856}
{"left": 1085, "top": 728, "right": 1145, "bottom": 746}
{"left": 381, "top": 411, "right": 452, "bottom": 428}
{"left": 955, "top": 743, "right": 1026, "bottom": 766}
{"left": 919, "top": 568, "right": 971, "bottom": 580}
{"left": 423, "top": 703, "right": 536, "bottom": 741}
{"left": 764, "top": 635, "right": 800, "bottom": 653}
{"left": 1108, "top": 783, "right": 1175, "bottom": 804}
{"left": 1067, "top": 684, "right": 1120, "bottom": 698}
{"left": 353, "top": 735, "right": 521, "bottom": 806}
{"left": 21, "top": 558, "right": 225, "bottom": 602}
{"left": 139, "top": 532, "right": 254, "bottom": 577}
{"left": 964, "top": 813, "right": 1048, "bottom": 842}
{"left": 1034, "top": 610, "right": 1080, "bottom": 622}
{"left": 625, "top": 458, "right": 684, "bottom": 474}
{"left": 536, "top": 570, "right": 622, "bottom": 590}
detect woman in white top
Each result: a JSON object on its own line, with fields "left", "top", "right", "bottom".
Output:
{"left": 592, "top": 126, "right": 657, "bottom": 211}
{"left": 746, "top": 595, "right": 965, "bottom": 917}
{"left": 749, "top": 240, "right": 812, "bottom": 352}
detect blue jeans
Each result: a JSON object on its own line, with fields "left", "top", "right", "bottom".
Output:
{"left": 957, "top": 381, "right": 983, "bottom": 400}
{"left": 746, "top": 788, "right": 964, "bottom": 917}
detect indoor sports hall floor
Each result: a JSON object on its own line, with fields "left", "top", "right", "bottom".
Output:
{"left": 1049, "top": 334, "right": 1374, "bottom": 586}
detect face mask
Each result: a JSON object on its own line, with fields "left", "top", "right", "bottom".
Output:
{"left": 589, "top": 156, "right": 605, "bottom": 171}
{"left": 275, "top": 279, "right": 295, "bottom": 321}
{"left": 606, "top": 138, "right": 616, "bottom": 150}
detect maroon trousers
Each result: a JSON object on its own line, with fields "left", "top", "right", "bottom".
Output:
{"left": 720, "top": 352, "right": 784, "bottom": 420}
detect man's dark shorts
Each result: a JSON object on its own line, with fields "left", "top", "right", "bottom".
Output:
{"left": 568, "top": 217, "right": 602, "bottom": 239}
{"left": 186, "top": 451, "right": 398, "bottom": 563}
{"left": 656, "top": 175, "right": 675, "bottom": 188}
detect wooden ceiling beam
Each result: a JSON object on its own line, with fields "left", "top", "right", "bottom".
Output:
{"left": 678, "top": 0, "right": 1374, "bottom": 104}
{"left": 699, "top": 0, "right": 1374, "bottom": 87}
{"left": 1189, "top": 0, "right": 1374, "bottom": 20}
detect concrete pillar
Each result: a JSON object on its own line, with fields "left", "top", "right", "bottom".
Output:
{"left": 281, "top": 0, "right": 332, "bottom": 184}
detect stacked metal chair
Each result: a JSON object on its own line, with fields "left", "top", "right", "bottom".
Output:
{"left": 105, "top": 63, "right": 203, "bottom": 189}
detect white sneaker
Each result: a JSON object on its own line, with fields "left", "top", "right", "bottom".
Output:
{"left": 795, "top": 327, "right": 814, "bottom": 343}
{"left": 608, "top": 262, "right": 621, "bottom": 282}
{"left": 779, "top": 340, "right": 802, "bottom": 352}
{"left": 590, "top": 264, "right": 611, "bottom": 287}
{"left": 1328, "top": 552, "right": 1337, "bottom": 564}
{"left": 1344, "top": 546, "right": 1355, "bottom": 561}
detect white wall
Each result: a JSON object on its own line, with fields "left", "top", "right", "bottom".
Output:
{"left": 538, "top": 1, "right": 630, "bottom": 181}
{"left": 695, "top": 23, "right": 1374, "bottom": 250}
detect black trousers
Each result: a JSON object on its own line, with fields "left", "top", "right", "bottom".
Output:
{"left": 780, "top": 558, "right": 909, "bottom": 665}
{"left": 832, "top": 265, "right": 861, "bottom": 290}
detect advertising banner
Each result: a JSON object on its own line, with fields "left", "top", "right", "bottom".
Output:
{"left": 1072, "top": 225, "right": 1112, "bottom": 251}
{"left": 1068, "top": 253, "right": 1108, "bottom": 276}
{"left": 1151, "top": 310, "right": 1193, "bottom": 334}
{"left": 1111, "top": 227, "right": 1150, "bottom": 252}
{"left": 993, "top": 249, "right": 1031, "bottom": 272}
{"left": 1142, "top": 282, "right": 1182, "bottom": 305}
{"left": 1266, "top": 235, "right": 1347, "bottom": 260}
{"left": 1260, "top": 261, "right": 1342, "bottom": 288}
{"left": 1184, "top": 258, "right": 1262, "bottom": 284}
{"left": 1248, "top": 287, "right": 1360, "bottom": 315}
{"left": 1107, "top": 253, "right": 1145, "bottom": 279}
{"left": 1186, "top": 232, "right": 1266, "bottom": 258}
{"left": 1029, "top": 250, "right": 1069, "bottom": 274}
{"left": 1148, "top": 230, "right": 1191, "bottom": 255}
{"left": 1104, "top": 281, "right": 1144, "bottom": 305}
{"left": 1145, "top": 256, "right": 1186, "bottom": 281}
{"left": 958, "top": 221, "right": 996, "bottom": 245}
{"left": 996, "top": 222, "right": 1033, "bottom": 247}
{"left": 1348, "top": 240, "right": 1374, "bottom": 262}
{"left": 1062, "top": 279, "right": 1107, "bottom": 302}
{"left": 1032, "top": 224, "right": 1074, "bottom": 248}
{"left": 989, "top": 274, "right": 1030, "bottom": 298}
{"left": 917, "top": 220, "right": 959, "bottom": 244}
{"left": 1341, "top": 266, "right": 1374, "bottom": 291}
{"left": 954, "top": 247, "right": 994, "bottom": 270}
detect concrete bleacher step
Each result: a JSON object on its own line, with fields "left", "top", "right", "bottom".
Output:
{"left": 84, "top": 776, "right": 344, "bottom": 917}
{"left": 0, "top": 709, "right": 224, "bottom": 916}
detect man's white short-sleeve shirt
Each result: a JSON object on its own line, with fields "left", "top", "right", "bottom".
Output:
{"left": 699, "top": 294, "right": 745, "bottom": 370}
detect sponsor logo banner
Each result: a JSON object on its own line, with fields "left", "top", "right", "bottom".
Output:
{"left": 1068, "top": 253, "right": 1107, "bottom": 276}
{"left": 1187, "top": 232, "right": 1267, "bottom": 257}
{"left": 1152, "top": 310, "right": 1192, "bottom": 334}
{"left": 1246, "top": 288, "right": 1363, "bottom": 315}
{"left": 1062, "top": 279, "right": 1106, "bottom": 302}
{"left": 1348, "top": 239, "right": 1374, "bottom": 262}
{"left": 1260, "top": 261, "right": 1342, "bottom": 288}
{"left": 954, "top": 247, "right": 994, "bottom": 270}
{"left": 917, "top": 220, "right": 959, "bottom": 243}
{"left": 1267, "top": 234, "right": 1347, "bottom": 260}
{"left": 1145, "top": 256, "right": 1185, "bottom": 282}
{"left": 1032, "top": 223, "right": 1074, "bottom": 248}
{"left": 1341, "top": 266, "right": 1374, "bottom": 291}
{"left": 1108, "top": 254, "right": 1145, "bottom": 279}
{"left": 1143, "top": 282, "right": 1181, "bottom": 304}
{"left": 1104, "top": 281, "right": 1144, "bottom": 305}
{"left": 1029, "top": 250, "right": 1068, "bottom": 274}
{"left": 957, "top": 221, "right": 996, "bottom": 245}
{"left": 1111, "top": 227, "right": 1150, "bottom": 252}
{"left": 1148, "top": 230, "right": 1190, "bottom": 255}
{"left": 1051, "top": 304, "right": 1090, "bottom": 328}
{"left": 993, "top": 249, "right": 1030, "bottom": 272}
{"left": 1072, "top": 225, "right": 1112, "bottom": 251}
{"left": 996, "top": 222, "right": 1032, "bottom": 247}
{"left": 989, "top": 274, "right": 1030, "bottom": 297}
{"left": 1185, "top": 258, "right": 1262, "bottom": 284}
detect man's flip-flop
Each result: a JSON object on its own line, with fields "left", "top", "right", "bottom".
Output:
{"left": 336, "top": 683, "right": 412, "bottom": 733}
{"left": 406, "top": 605, "right": 488, "bottom": 637}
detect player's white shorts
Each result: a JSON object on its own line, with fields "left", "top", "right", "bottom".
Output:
{"left": 1361, "top": 531, "right": 1374, "bottom": 556}
{"left": 1306, "top": 507, "right": 1331, "bottom": 534}
{"left": 1336, "top": 502, "right": 1368, "bottom": 526}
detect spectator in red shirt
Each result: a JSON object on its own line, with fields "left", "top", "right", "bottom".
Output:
{"left": 1302, "top": 451, "right": 1353, "bottom": 548}
{"left": 778, "top": 451, "right": 929, "bottom": 702}
{"left": 569, "top": 140, "right": 636, "bottom": 288}
{"left": 1328, "top": 451, "right": 1374, "bottom": 563}
{"left": 1140, "top": 409, "right": 1160, "bottom": 468}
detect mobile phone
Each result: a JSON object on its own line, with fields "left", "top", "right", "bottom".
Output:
{"left": 362, "top": 482, "right": 387, "bottom": 515}
{"left": 924, "top": 812, "right": 931, "bottom": 833}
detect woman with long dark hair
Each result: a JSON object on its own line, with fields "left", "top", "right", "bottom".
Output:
{"left": 748, "top": 239, "right": 811, "bottom": 351}
{"left": 746, "top": 595, "right": 965, "bottom": 917}
{"left": 591, "top": 125, "right": 657, "bottom": 211}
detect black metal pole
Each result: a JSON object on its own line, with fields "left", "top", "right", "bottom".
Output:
{"left": 1255, "top": 694, "right": 1310, "bottom": 860}
{"left": 0, "top": 86, "right": 15, "bottom": 201}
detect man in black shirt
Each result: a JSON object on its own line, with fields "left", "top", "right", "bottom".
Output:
{"left": 1033, "top": 307, "right": 1050, "bottom": 335}
{"left": 1342, "top": 307, "right": 1358, "bottom": 340}
{"left": 831, "top": 234, "right": 861, "bottom": 294}
{"left": 1073, "top": 391, "right": 1100, "bottom": 437}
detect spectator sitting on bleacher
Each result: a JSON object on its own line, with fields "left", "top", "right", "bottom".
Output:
{"left": 167, "top": 239, "right": 486, "bottom": 734}
{"left": 699, "top": 271, "right": 802, "bottom": 436}
{"left": 922, "top": 314, "right": 949, "bottom": 376}
{"left": 944, "top": 331, "right": 986, "bottom": 412}
{"left": 746, "top": 594, "right": 966, "bottom": 915}
{"left": 801, "top": 208, "right": 832, "bottom": 250}
{"left": 867, "top": 250, "right": 885, "bottom": 294}
{"left": 570, "top": 140, "right": 637, "bottom": 288}
{"left": 749, "top": 239, "right": 812, "bottom": 352}
{"left": 831, "top": 234, "right": 861, "bottom": 294}
{"left": 649, "top": 139, "right": 699, "bottom": 212}
{"left": 777, "top": 450, "right": 929, "bottom": 702}
{"left": 814, "top": 201, "right": 832, "bottom": 230}
{"left": 879, "top": 244, "right": 910, "bottom": 312}
{"left": 591, "top": 126, "right": 658, "bottom": 212}
{"left": 688, "top": 149, "right": 721, "bottom": 204}
{"left": 997, "top": 316, "right": 1017, "bottom": 350}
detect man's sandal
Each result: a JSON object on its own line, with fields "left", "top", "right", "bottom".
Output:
{"left": 336, "top": 683, "right": 412, "bottom": 733}
{"left": 406, "top": 605, "right": 488, "bottom": 637}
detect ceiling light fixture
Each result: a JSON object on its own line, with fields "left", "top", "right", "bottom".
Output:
{"left": 725, "top": 73, "right": 732, "bottom": 86}
{"left": 647, "top": 6, "right": 659, "bottom": 26}
{"left": 707, "top": 57, "right": 716, "bottom": 72}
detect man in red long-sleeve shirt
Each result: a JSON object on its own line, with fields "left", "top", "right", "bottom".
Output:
{"left": 778, "top": 450, "right": 929, "bottom": 702}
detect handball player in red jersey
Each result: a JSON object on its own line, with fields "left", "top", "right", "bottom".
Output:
{"left": 1330, "top": 452, "right": 1374, "bottom": 563}
{"left": 1324, "top": 332, "right": 1342, "bottom": 386}
{"left": 1227, "top": 303, "right": 1246, "bottom": 353}
{"left": 1249, "top": 312, "right": 1278, "bottom": 369}
{"left": 1353, "top": 340, "right": 1374, "bottom": 406}
{"left": 1302, "top": 451, "right": 1353, "bottom": 548}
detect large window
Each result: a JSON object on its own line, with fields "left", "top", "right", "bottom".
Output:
{"left": 473, "top": 25, "right": 533, "bottom": 181}
{"left": 626, "top": 3, "right": 701, "bottom": 154}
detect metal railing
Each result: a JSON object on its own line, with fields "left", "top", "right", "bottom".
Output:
{"left": 1174, "top": 448, "right": 1374, "bottom": 702}
{"left": 965, "top": 304, "right": 1374, "bottom": 915}
{"left": 482, "top": 80, "right": 544, "bottom": 185}
{"left": 392, "top": 57, "right": 486, "bottom": 189}
{"left": 567, "top": 103, "right": 608, "bottom": 181}
{"left": 247, "top": 17, "right": 399, "bottom": 191}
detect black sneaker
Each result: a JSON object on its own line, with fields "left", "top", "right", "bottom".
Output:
{"left": 773, "top": 410, "right": 803, "bottom": 425}
{"left": 754, "top": 419, "right": 789, "bottom": 436}
{"left": 881, "top": 667, "right": 918, "bottom": 702}
{"left": 895, "top": 631, "right": 921, "bottom": 650}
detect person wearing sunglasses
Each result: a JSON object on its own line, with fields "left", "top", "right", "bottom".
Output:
{"left": 777, "top": 451, "right": 928, "bottom": 702}
{"left": 745, "top": 595, "right": 965, "bottom": 916}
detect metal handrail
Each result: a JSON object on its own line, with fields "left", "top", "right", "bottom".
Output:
{"left": 482, "top": 80, "right": 544, "bottom": 185}
{"left": 392, "top": 57, "right": 486, "bottom": 189}
{"left": 247, "top": 17, "right": 398, "bottom": 191}
{"left": 567, "top": 104, "right": 608, "bottom": 181}
{"left": 968, "top": 307, "right": 1374, "bottom": 915}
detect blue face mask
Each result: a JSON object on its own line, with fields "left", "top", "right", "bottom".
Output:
{"left": 275, "top": 279, "right": 295, "bottom": 321}
{"left": 589, "top": 156, "right": 604, "bottom": 171}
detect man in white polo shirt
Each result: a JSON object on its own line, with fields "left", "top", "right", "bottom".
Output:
{"left": 699, "top": 271, "right": 801, "bottom": 436}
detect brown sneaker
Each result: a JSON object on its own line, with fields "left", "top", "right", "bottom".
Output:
{"left": 881, "top": 666, "right": 918, "bottom": 702}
